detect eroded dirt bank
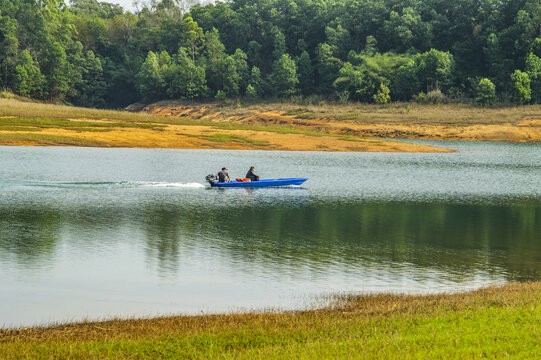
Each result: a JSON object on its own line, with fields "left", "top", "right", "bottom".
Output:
{"left": 138, "top": 102, "right": 541, "bottom": 143}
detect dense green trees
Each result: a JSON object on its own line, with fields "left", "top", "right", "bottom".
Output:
{"left": 0, "top": 0, "right": 540, "bottom": 106}
{"left": 0, "top": 12, "right": 19, "bottom": 88}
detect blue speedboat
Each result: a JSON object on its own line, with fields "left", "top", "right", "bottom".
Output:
{"left": 206, "top": 176, "right": 308, "bottom": 188}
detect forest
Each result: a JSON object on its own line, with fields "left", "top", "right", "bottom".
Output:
{"left": 0, "top": 0, "right": 540, "bottom": 108}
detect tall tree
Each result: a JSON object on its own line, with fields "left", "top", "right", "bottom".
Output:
{"left": 510, "top": 70, "right": 531, "bottom": 104}
{"left": 232, "top": 48, "right": 249, "bottom": 95}
{"left": 136, "top": 51, "right": 167, "bottom": 101}
{"left": 203, "top": 28, "right": 226, "bottom": 94}
{"left": 0, "top": 13, "right": 18, "bottom": 88}
{"left": 42, "top": 42, "right": 70, "bottom": 100}
{"left": 296, "top": 50, "right": 314, "bottom": 95}
{"left": 216, "top": 55, "right": 240, "bottom": 97}
{"left": 316, "top": 43, "right": 342, "bottom": 94}
{"left": 14, "top": 50, "right": 45, "bottom": 98}
{"left": 525, "top": 52, "right": 541, "bottom": 103}
{"left": 248, "top": 66, "right": 264, "bottom": 96}
{"left": 182, "top": 14, "right": 203, "bottom": 62}
{"left": 272, "top": 29, "right": 286, "bottom": 61}
{"left": 271, "top": 53, "right": 298, "bottom": 97}
{"left": 72, "top": 50, "right": 106, "bottom": 107}
{"left": 167, "top": 47, "right": 207, "bottom": 99}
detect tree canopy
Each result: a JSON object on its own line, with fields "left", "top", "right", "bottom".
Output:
{"left": 0, "top": 0, "right": 540, "bottom": 106}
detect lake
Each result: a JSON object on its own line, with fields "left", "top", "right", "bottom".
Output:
{"left": 1, "top": 140, "right": 540, "bottom": 328}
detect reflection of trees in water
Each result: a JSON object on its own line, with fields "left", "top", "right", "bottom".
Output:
{"left": 1, "top": 201, "right": 540, "bottom": 280}
{"left": 0, "top": 207, "right": 60, "bottom": 268}
{"left": 143, "top": 207, "right": 189, "bottom": 276}
{"left": 180, "top": 202, "right": 541, "bottom": 280}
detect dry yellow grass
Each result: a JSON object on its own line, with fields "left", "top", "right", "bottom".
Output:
{"left": 0, "top": 99, "right": 449, "bottom": 152}
{"left": 142, "top": 101, "right": 541, "bottom": 142}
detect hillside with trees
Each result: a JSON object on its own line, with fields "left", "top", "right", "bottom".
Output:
{"left": 0, "top": 0, "right": 540, "bottom": 107}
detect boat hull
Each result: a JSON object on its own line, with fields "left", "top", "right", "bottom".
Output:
{"left": 211, "top": 178, "right": 308, "bottom": 188}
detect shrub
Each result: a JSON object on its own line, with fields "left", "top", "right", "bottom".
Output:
{"left": 475, "top": 78, "right": 497, "bottom": 105}
{"left": 215, "top": 90, "right": 227, "bottom": 100}
{"left": 337, "top": 90, "right": 349, "bottom": 104}
{"left": 425, "top": 89, "right": 447, "bottom": 104}
{"left": 245, "top": 84, "right": 258, "bottom": 99}
{"left": 373, "top": 83, "right": 391, "bottom": 104}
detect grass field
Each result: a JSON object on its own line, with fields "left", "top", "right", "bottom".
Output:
{"left": 222, "top": 100, "right": 541, "bottom": 125}
{"left": 1, "top": 96, "right": 539, "bottom": 151}
{"left": 0, "top": 98, "right": 452, "bottom": 152}
{"left": 141, "top": 99, "right": 541, "bottom": 142}
{"left": 1, "top": 283, "right": 540, "bottom": 359}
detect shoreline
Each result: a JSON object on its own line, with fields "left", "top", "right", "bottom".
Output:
{"left": 2, "top": 99, "right": 541, "bottom": 153}
{"left": 2, "top": 283, "right": 541, "bottom": 358}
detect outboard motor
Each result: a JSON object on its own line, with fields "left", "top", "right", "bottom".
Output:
{"left": 205, "top": 174, "right": 216, "bottom": 187}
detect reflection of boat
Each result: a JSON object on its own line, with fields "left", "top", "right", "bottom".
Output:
{"left": 206, "top": 176, "right": 308, "bottom": 188}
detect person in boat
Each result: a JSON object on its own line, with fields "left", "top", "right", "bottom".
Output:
{"left": 217, "top": 167, "right": 230, "bottom": 183}
{"left": 245, "top": 166, "right": 260, "bottom": 181}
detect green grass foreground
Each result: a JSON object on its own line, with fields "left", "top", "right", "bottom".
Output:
{"left": 1, "top": 283, "right": 540, "bottom": 359}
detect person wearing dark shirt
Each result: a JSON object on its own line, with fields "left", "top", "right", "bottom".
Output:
{"left": 217, "top": 167, "right": 230, "bottom": 182}
{"left": 245, "top": 166, "right": 259, "bottom": 181}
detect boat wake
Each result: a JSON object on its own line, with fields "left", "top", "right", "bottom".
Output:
{"left": 139, "top": 182, "right": 206, "bottom": 188}
{"left": 2, "top": 180, "right": 206, "bottom": 189}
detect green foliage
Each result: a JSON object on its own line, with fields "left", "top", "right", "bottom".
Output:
{"left": 271, "top": 54, "right": 299, "bottom": 97}
{"left": 373, "top": 83, "right": 391, "bottom": 104}
{"left": 0, "top": 13, "right": 18, "bottom": 88}
{"left": 181, "top": 14, "right": 203, "bottom": 62}
{"left": 42, "top": 42, "right": 70, "bottom": 100}
{"left": 325, "top": 22, "right": 351, "bottom": 59}
{"left": 248, "top": 66, "right": 264, "bottom": 96}
{"left": 14, "top": 50, "right": 45, "bottom": 98}
{"left": 391, "top": 59, "right": 419, "bottom": 100}
{"left": 316, "top": 43, "right": 342, "bottom": 94}
{"left": 510, "top": 70, "right": 532, "bottom": 104}
{"left": 204, "top": 28, "right": 227, "bottom": 95}
{"left": 296, "top": 51, "right": 313, "bottom": 95}
{"left": 216, "top": 55, "right": 241, "bottom": 97}
{"left": 0, "top": 0, "right": 541, "bottom": 106}
{"left": 333, "top": 62, "right": 364, "bottom": 100}
{"left": 232, "top": 49, "right": 249, "bottom": 95}
{"left": 418, "top": 49, "right": 454, "bottom": 92}
{"left": 136, "top": 51, "right": 166, "bottom": 101}
{"left": 245, "top": 84, "right": 258, "bottom": 99}
{"left": 72, "top": 50, "right": 106, "bottom": 107}
{"left": 525, "top": 52, "right": 541, "bottom": 102}
{"left": 364, "top": 36, "right": 377, "bottom": 55}
{"left": 166, "top": 48, "right": 207, "bottom": 100}
{"left": 272, "top": 29, "right": 286, "bottom": 61}
{"left": 476, "top": 78, "right": 497, "bottom": 106}
{"left": 215, "top": 89, "right": 226, "bottom": 100}
{"left": 335, "top": 53, "right": 410, "bottom": 102}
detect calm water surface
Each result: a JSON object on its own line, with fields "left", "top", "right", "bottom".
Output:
{"left": 1, "top": 140, "right": 540, "bottom": 328}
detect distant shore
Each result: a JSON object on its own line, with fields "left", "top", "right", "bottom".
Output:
{"left": 1, "top": 98, "right": 540, "bottom": 153}
{"left": 1, "top": 283, "right": 541, "bottom": 358}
